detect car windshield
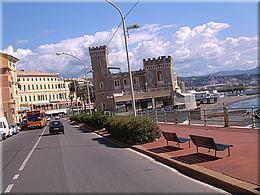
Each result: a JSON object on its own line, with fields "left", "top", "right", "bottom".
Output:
{"left": 28, "top": 113, "right": 41, "bottom": 122}
{"left": 51, "top": 121, "right": 61, "bottom": 126}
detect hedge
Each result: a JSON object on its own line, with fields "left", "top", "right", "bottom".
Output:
{"left": 70, "top": 112, "right": 161, "bottom": 144}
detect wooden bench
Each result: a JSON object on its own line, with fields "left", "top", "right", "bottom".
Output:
{"left": 161, "top": 131, "right": 190, "bottom": 148}
{"left": 189, "top": 134, "right": 233, "bottom": 157}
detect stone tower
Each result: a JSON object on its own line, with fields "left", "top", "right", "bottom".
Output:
{"left": 89, "top": 45, "right": 115, "bottom": 111}
{"left": 143, "top": 56, "right": 179, "bottom": 92}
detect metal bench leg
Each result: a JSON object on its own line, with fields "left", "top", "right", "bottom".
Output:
{"left": 208, "top": 148, "right": 210, "bottom": 152}
{"left": 188, "top": 140, "right": 190, "bottom": 148}
{"left": 215, "top": 150, "right": 217, "bottom": 157}
{"left": 228, "top": 147, "right": 230, "bottom": 157}
{"left": 166, "top": 140, "right": 168, "bottom": 146}
{"left": 177, "top": 143, "right": 180, "bottom": 148}
{"left": 196, "top": 147, "right": 198, "bottom": 154}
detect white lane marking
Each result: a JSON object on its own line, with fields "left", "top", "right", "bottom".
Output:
{"left": 18, "top": 126, "right": 47, "bottom": 171}
{"left": 4, "top": 184, "right": 14, "bottom": 193}
{"left": 12, "top": 174, "right": 19, "bottom": 180}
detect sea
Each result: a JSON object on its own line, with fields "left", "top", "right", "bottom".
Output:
{"left": 229, "top": 96, "right": 259, "bottom": 109}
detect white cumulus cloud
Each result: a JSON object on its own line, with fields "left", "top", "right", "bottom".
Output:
{"left": 2, "top": 22, "right": 257, "bottom": 77}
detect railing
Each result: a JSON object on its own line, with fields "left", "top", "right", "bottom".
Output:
{"left": 108, "top": 106, "right": 260, "bottom": 129}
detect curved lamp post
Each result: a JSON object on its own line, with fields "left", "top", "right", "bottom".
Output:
{"left": 56, "top": 52, "right": 92, "bottom": 115}
{"left": 105, "top": 0, "right": 138, "bottom": 117}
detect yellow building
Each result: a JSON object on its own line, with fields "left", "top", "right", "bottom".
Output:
{"left": 0, "top": 53, "right": 20, "bottom": 124}
{"left": 17, "top": 70, "right": 70, "bottom": 117}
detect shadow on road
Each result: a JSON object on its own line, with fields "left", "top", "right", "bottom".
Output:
{"left": 40, "top": 133, "right": 62, "bottom": 137}
{"left": 148, "top": 146, "right": 182, "bottom": 153}
{"left": 76, "top": 127, "right": 94, "bottom": 133}
{"left": 91, "top": 137, "right": 126, "bottom": 148}
{"left": 172, "top": 153, "right": 220, "bottom": 165}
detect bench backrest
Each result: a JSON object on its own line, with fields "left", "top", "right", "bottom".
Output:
{"left": 189, "top": 134, "right": 217, "bottom": 149}
{"left": 161, "top": 131, "right": 179, "bottom": 142}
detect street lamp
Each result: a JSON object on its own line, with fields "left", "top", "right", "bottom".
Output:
{"left": 56, "top": 52, "right": 92, "bottom": 115}
{"left": 105, "top": 0, "right": 139, "bottom": 117}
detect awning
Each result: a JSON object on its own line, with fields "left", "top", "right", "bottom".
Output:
{"left": 45, "top": 108, "right": 68, "bottom": 115}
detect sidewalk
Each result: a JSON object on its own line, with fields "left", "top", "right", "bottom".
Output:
{"left": 138, "top": 123, "right": 259, "bottom": 192}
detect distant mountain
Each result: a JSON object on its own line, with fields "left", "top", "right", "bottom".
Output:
{"left": 208, "top": 67, "right": 259, "bottom": 77}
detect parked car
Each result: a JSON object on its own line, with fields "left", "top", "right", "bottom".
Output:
{"left": 49, "top": 120, "right": 64, "bottom": 135}
{"left": 15, "top": 123, "right": 22, "bottom": 132}
{"left": 0, "top": 117, "right": 9, "bottom": 140}
{"left": 9, "top": 124, "right": 20, "bottom": 135}
{"left": 46, "top": 116, "right": 51, "bottom": 121}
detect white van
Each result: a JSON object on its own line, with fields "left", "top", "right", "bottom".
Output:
{"left": 0, "top": 117, "right": 10, "bottom": 140}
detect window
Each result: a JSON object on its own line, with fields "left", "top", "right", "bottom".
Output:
{"left": 40, "top": 85, "right": 42, "bottom": 89}
{"left": 114, "top": 80, "right": 120, "bottom": 87}
{"left": 36, "top": 78, "right": 38, "bottom": 81}
{"left": 38, "top": 95, "right": 41, "bottom": 101}
{"left": 53, "top": 94, "right": 55, "bottom": 99}
{"left": 36, "top": 85, "right": 38, "bottom": 90}
{"left": 48, "top": 84, "right": 50, "bottom": 89}
{"left": 32, "top": 85, "right": 34, "bottom": 90}
{"left": 100, "top": 82, "right": 103, "bottom": 89}
{"left": 49, "top": 94, "right": 51, "bottom": 100}
{"left": 33, "top": 96, "right": 36, "bottom": 101}
{"left": 25, "top": 96, "right": 27, "bottom": 102}
{"left": 43, "top": 78, "right": 45, "bottom": 81}
{"left": 39, "top": 78, "right": 41, "bottom": 81}
{"left": 45, "top": 95, "right": 47, "bottom": 100}
{"left": 32, "top": 78, "right": 34, "bottom": 81}
{"left": 44, "top": 84, "right": 46, "bottom": 89}
{"left": 20, "top": 97, "right": 23, "bottom": 102}
{"left": 102, "top": 102, "right": 106, "bottom": 110}
{"left": 28, "top": 85, "right": 30, "bottom": 90}
{"left": 157, "top": 71, "right": 163, "bottom": 82}
{"left": 29, "top": 96, "right": 32, "bottom": 102}
{"left": 23, "top": 85, "right": 26, "bottom": 91}
{"left": 56, "top": 94, "right": 59, "bottom": 99}
{"left": 47, "top": 78, "right": 50, "bottom": 81}
{"left": 27, "top": 78, "right": 29, "bottom": 81}
{"left": 55, "top": 84, "right": 57, "bottom": 89}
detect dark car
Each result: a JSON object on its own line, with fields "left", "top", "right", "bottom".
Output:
{"left": 49, "top": 120, "right": 64, "bottom": 135}
{"left": 21, "top": 120, "right": 28, "bottom": 131}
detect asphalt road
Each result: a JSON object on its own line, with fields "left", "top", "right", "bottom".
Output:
{"left": 1, "top": 118, "right": 228, "bottom": 194}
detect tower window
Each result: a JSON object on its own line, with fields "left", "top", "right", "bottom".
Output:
{"left": 100, "top": 82, "right": 104, "bottom": 89}
{"left": 157, "top": 71, "right": 163, "bottom": 82}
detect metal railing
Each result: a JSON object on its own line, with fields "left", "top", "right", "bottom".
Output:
{"left": 109, "top": 106, "right": 260, "bottom": 129}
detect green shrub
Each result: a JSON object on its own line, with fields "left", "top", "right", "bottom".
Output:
{"left": 70, "top": 112, "right": 160, "bottom": 144}
{"left": 105, "top": 116, "right": 160, "bottom": 144}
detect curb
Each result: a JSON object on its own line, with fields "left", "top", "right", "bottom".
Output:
{"left": 93, "top": 129, "right": 259, "bottom": 194}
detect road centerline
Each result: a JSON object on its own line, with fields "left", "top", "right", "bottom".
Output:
{"left": 12, "top": 174, "right": 19, "bottom": 180}
{"left": 4, "top": 184, "right": 14, "bottom": 193}
{"left": 18, "top": 126, "right": 47, "bottom": 171}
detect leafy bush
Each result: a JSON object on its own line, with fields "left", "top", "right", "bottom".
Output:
{"left": 70, "top": 112, "right": 160, "bottom": 144}
{"left": 105, "top": 116, "right": 160, "bottom": 144}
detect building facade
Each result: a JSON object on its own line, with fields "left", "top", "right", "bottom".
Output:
{"left": 0, "top": 53, "right": 20, "bottom": 124}
{"left": 17, "top": 70, "right": 70, "bottom": 118}
{"left": 89, "top": 45, "right": 196, "bottom": 112}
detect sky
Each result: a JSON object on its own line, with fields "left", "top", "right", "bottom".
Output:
{"left": 1, "top": 0, "right": 258, "bottom": 77}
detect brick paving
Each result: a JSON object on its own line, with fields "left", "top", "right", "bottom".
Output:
{"left": 140, "top": 123, "right": 259, "bottom": 186}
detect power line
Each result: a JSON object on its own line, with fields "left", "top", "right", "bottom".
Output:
{"left": 106, "top": 0, "right": 140, "bottom": 46}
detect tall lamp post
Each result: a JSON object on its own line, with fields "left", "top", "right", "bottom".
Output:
{"left": 105, "top": 0, "right": 139, "bottom": 117}
{"left": 56, "top": 52, "right": 92, "bottom": 115}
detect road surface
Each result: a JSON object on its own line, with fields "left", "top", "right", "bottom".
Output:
{"left": 1, "top": 118, "right": 228, "bottom": 193}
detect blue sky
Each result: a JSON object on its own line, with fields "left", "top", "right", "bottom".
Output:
{"left": 1, "top": 1, "right": 258, "bottom": 77}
